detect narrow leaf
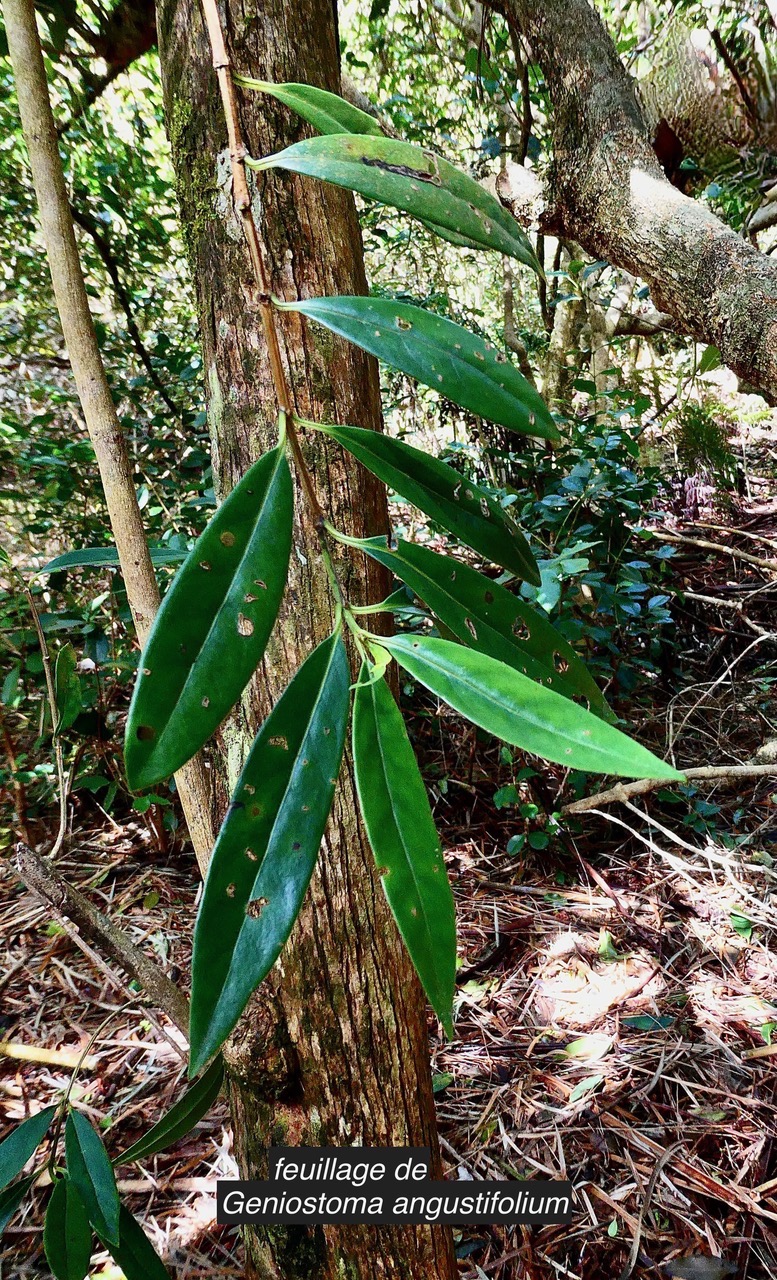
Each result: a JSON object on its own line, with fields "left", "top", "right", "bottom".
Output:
{"left": 64, "top": 1111, "right": 120, "bottom": 1246}
{"left": 190, "top": 633, "right": 350, "bottom": 1074}
{"left": 54, "top": 643, "right": 82, "bottom": 736}
{"left": 234, "top": 76, "right": 383, "bottom": 136}
{"left": 380, "top": 636, "right": 683, "bottom": 779}
{"left": 0, "top": 1174, "right": 36, "bottom": 1236}
{"left": 0, "top": 1106, "right": 56, "bottom": 1192}
{"left": 252, "top": 135, "right": 538, "bottom": 270}
{"left": 42, "top": 546, "right": 187, "bottom": 574}
{"left": 353, "top": 668, "right": 456, "bottom": 1034}
{"left": 320, "top": 424, "right": 540, "bottom": 583}
{"left": 44, "top": 1179, "right": 92, "bottom": 1280}
{"left": 282, "top": 297, "right": 558, "bottom": 442}
{"left": 361, "top": 538, "right": 610, "bottom": 717}
{"left": 114, "top": 1057, "right": 223, "bottom": 1166}
{"left": 98, "top": 1205, "right": 172, "bottom": 1280}
{"left": 125, "top": 446, "right": 293, "bottom": 791}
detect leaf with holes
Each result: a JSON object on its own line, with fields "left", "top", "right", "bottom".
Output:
{"left": 54, "top": 643, "right": 81, "bottom": 736}
{"left": 114, "top": 1056, "right": 223, "bottom": 1166}
{"left": 361, "top": 538, "right": 610, "bottom": 718}
{"left": 98, "top": 1205, "right": 172, "bottom": 1280}
{"left": 0, "top": 1106, "right": 56, "bottom": 1192}
{"left": 124, "top": 446, "right": 292, "bottom": 791}
{"left": 189, "top": 632, "right": 350, "bottom": 1074}
{"left": 64, "top": 1112, "right": 120, "bottom": 1246}
{"left": 251, "top": 135, "right": 538, "bottom": 270}
{"left": 353, "top": 666, "right": 456, "bottom": 1035}
{"left": 379, "top": 636, "right": 683, "bottom": 779}
{"left": 281, "top": 297, "right": 557, "bottom": 442}
{"left": 319, "top": 425, "right": 539, "bottom": 583}
{"left": 234, "top": 77, "right": 383, "bottom": 136}
{"left": 44, "top": 1179, "right": 92, "bottom": 1280}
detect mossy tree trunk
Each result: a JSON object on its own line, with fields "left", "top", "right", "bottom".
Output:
{"left": 155, "top": 0, "right": 457, "bottom": 1277}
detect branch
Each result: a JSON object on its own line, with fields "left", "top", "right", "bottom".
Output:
{"left": 562, "top": 763, "right": 777, "bottom": 816}
{"left": 70, "top": 204, "right": 182, "bottom": 419}
{"left": 3, "top": 0, "right": 214, "bottom": 870}
{"left": 13, "top": 842, "right": 189, "bottom": 1033}
{"left": 495, "top": 0, "right": 777, "bottom": 402}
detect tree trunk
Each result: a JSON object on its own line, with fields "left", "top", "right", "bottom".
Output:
{"left": 155, "top": 1, "right": 457, "bottom": 1278}
{"left": 497, "top": 0, "right": 777, "bottom": 402}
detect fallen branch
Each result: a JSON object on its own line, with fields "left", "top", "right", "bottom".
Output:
{"left": 562, "top": 764, "right": 777, "bottom": 816}
{"left": 14, "top": 842, "right": 189, "bottom": 1034}
{"left": 649, "top": 529, "right": 777, "bottom": 573}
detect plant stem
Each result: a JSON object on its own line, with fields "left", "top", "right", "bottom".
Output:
{"left": 23, "top": 585, "right": 67, "bottom": 858}
{"left": 198, "top": 0, "right": 325, "bottom": 529}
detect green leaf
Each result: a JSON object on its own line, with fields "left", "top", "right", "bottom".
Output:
{"left": 44, "top": 1178, "right": 92, "bottom": 1280}
{"left": 0, "top": 1174, "right": 36, "bottom": 1236}
{"left": 282, "top": 297, "right": 558, "bottom": 442}
{"left": 568, "top": 1074, "right": 604, "bottom": 1103}
{"left": 124, "top": 446, "right": 293, "bottom": 791}
{"left": 353, "top": 667, "right": 456, "bottom": 1035}
{"left": 698, "top": 344, "right": 722, "bottom": 374}
{"left": 54, "top": 643, "right": 82, "bottom": 737}
{"left": 98, "top": 1205, "right": 172, "bottom": 1280}
{"left": 41, "top": 546, "right": 188, "bottom": 574}
{"left": 379, "top": 636, "right": 684, "bottom": 780}
{"left": 252, "top": 135, "right": 539, "bottom": 270}
{"left": 319, "top": 425, "right": 540, "bottom": 583}
{"left": 360, "top": 537, "right": 609, "bottom": 715}
{"left": 0, "top": 1106, "right": 56, "bottom": 1192}
{"left": 64, "top": 1111, "right": 120, "bottom": 1246}
{"left": 234, "top": 77, "right": 383, "bottom": 136}
{"left": 114, "top": 1056, "right": 223, "bottom": 1166}
{"left": 189, "top": 632, "right": 350, "bottom": 1074}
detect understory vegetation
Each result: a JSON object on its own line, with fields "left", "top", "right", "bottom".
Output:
{"left": 1, "top": 0, "right": 776, "bottom": 1276}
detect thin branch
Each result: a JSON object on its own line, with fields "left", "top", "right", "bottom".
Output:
{"left": 14, "top": 842, "right": 190, "bottom": 1033}
{"left": 70, "top": 204, "right": 182, "bottom": 419}
{"left": 649, "top": 529, "right": 777, "bottom": 573}
{"left": 3, "top": 0, "right": 214, "bottom": 870}
{"left": 562, "top": 763, "right": 777, "bottom": 816}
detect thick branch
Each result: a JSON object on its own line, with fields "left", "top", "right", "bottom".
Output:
{"left": 497, "top": 0, "right": 777, "bottom": 401}
{"left": 14, "top": 842, "right": 189, "bottom": 1033}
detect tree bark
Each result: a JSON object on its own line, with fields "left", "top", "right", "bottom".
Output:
{"left": 155, "top": 1, "right": 456, "bottom": 1277}
{"left": 497, "top": 0, "right": 777, "bottom": 402}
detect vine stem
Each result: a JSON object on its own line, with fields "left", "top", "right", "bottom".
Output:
{"left": 198, "top": 0, "right": 324, "bottom": 527}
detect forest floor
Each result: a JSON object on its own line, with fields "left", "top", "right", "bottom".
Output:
{"left": 2, "top": 435, "right": 776, "bottom": 1280}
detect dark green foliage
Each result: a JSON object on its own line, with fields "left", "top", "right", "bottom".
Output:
{"left": 353, "top": 666, "right": 456, "bottom": 1032}
{"left": 189, "top": 633, "right": 350, "bottom": 1072}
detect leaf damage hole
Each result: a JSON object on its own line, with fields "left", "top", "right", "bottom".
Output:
{"left": 395, "top": 317, "right": 412, "bottom": 330}
{"left": 301, "top": 804, "right": 310, "bottom": 813}
{"left": 464, "top": 617, "right": 477, "bottom": 639}
{"left": 246, "top": 896, "right": 269, "bottom": 918}
{"left": 244, "top": 783, "right": 256, "bottom": 795}
{"left": 513, "top": 619, "right": 530, "bottom": 641}
{"left": 237, "top": 613, "right": 254, "bottom": 636}
{"left": 495, "top": 351, "right": 507, "bottom": 363}
{"left": 245, "top": 848, "right": 259, "bottom": 861}
{"left": 136, "top": 725, "right": 156, "bottom": 741}
{"left": 244, "top": 593, "right": 258, "bottom": 604}
{"left": 292, "top": 841, "right": 301, "bottom": 852}
{"left": 226, "top": 883, "right": 236, "bottom": 898}
{"left": 142, "top": 667, "right": 152, "bottom": 676}
{"left": 254, "top": 579, "right": 267, "bottom": 589}
{"left": 553, "top": 652, "right": 569, "bottom": 673}
{"left": 479, "top": 498, "right": 489, "bottom": 517}
{"left": 269, "top": 735, "right": 289, "bottom": 750}
{"left": 574, "top": 694, "right": 591, "bottom": 712}
{"left": 474, "top": 350, "right": 485, "bottom": 362}
{"left": 220, "top": 531, "right": 236, "bottom": 547}
{"left": 323, "top": 726, "right": 331, "bottom": 736}
{"left": 201, "top": 696, "right": 210, "bottom": 708}
{"left": 199, "top": 560, "right": 211, "bottom": 571}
